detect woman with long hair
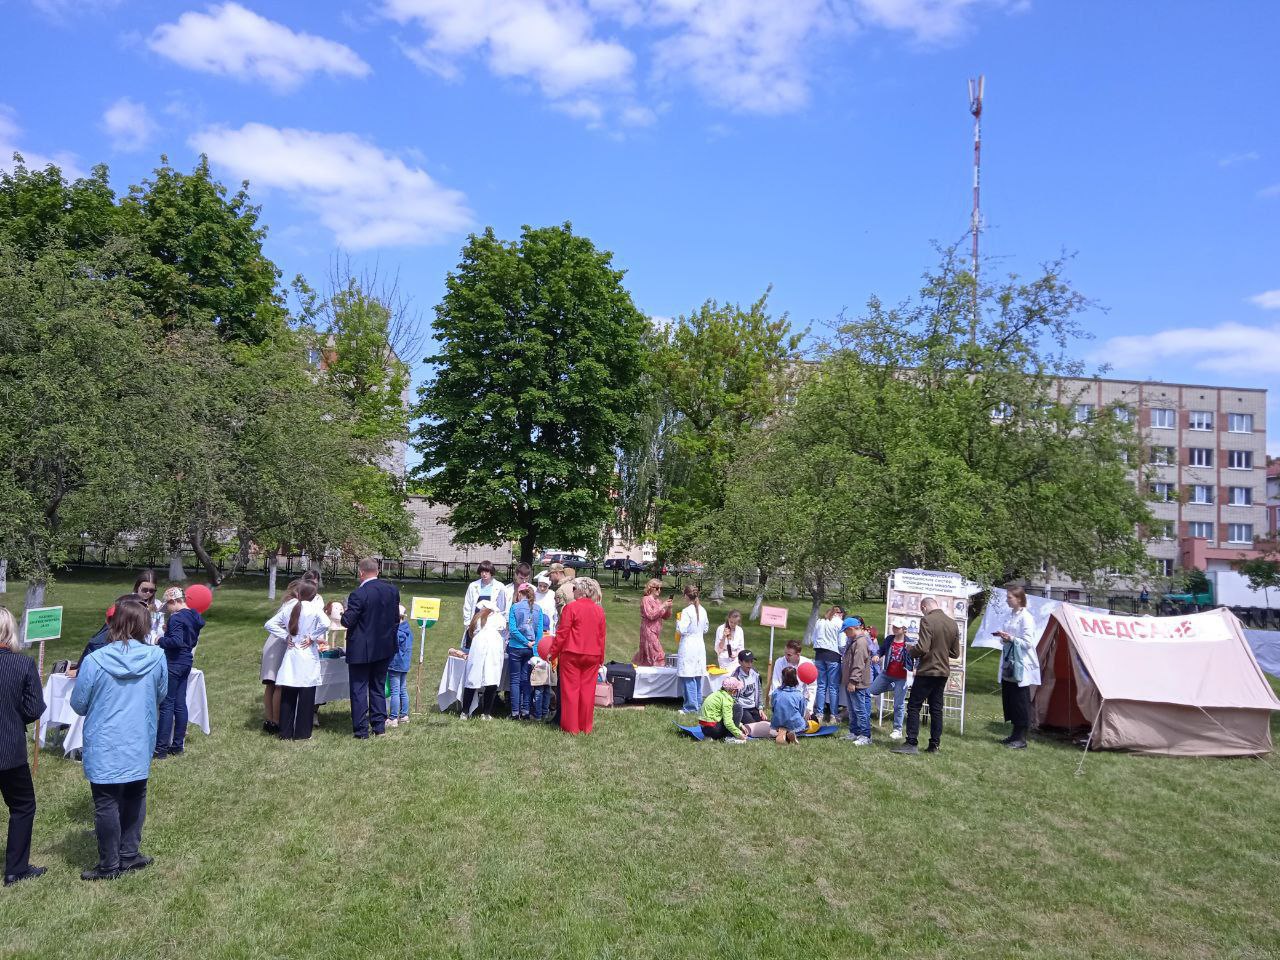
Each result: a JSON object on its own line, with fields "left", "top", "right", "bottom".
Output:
{"left": 675, "top": 585, "right": 709, "bottom": 715}
{"left": 132, "top": 570, "right": 164, "bottom": 645}
{"left": 70, "top": 599, "right": 168, "bottom": 880}
{"left": 266, "top": 582, "right": 330, "bottom": 741}
{"left": 0, "top": 606, "right": 46, "bottom": 887}
{"left": 632, "top": 578, "right": 671, "bottom": 667}
{"left": 260, "top": 578, "right": 304, "bottom": 734}
{"left": 713, "top": 609, "right": 745, "bottom": 671}
{"left": 462, "top": 600, "right": 504, "bottom": 718}
{"left": 995, "top": 585, "right": 1039, "bottom": 750}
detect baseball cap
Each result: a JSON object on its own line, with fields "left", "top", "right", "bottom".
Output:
{"left": 842, "top": 616, "right": 864, "bottom": 630}
{"left": 163, "top": 587, "right": 184, "bottom": 604}
{"left": 737, "top": 649, "right": 755, "bottom": 662}
{"left": 891, "top": 616, "right": 908, "bottom": 629}
{"left": 548, "top": 562, "right": 565, "bottom": 574}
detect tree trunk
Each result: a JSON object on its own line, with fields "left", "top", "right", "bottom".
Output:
{"left": 749, "top": 570, "right": 769, "bottom": 621}
{"left": 188, "top": 524, "right": 221, "bottom": 586}
{"left": 710, "top": 578, "right": 725, "bottom": 603}
{"left": 519, "top": 529, "right": 537, "bottom": 565}
{"left": 267, "top": 550, "right": 279, "bottom": 601}
{"left": 22, "top": 579, "right": 46, "bottom": 643}
{"left": 168, "top": 548, "right": 187, "bottom": 582}
{"left": 0, "top": 559, "right": 6, "bottom": 594}
{"left": 804, "top": 578, "right": 826, "bottom": 644}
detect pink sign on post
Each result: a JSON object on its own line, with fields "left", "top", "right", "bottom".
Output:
{"left": 759, "top": 605, "right": 789, "bottom": 629}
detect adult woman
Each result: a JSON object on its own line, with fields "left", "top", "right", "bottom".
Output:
{"left": 462, "top": 600, "right": 504, "bottom": 718}
{"left": 713, "top": 609, "right": 745, "bottom": 671}
{"left": 549, "top": 580, "right": 608, "bottom": 734}
{"left": 675, "top": 585, "right": 709, "bottom": 715}
{"left": 261, "top": 578, "right": 305, "bottom": 734}
{"left": 70, "top": 599, "right": 168, "bottom": 880}
{"left": 133, "top": 570, "right": 164, "bottom": 645}
{"left": 811, "top": 605, "right": 844, "bottom": 722}
{"left": 995, "top": 585, "right": 1039, "bottom": 750}
{"left": 0, "top": 607, "right": 45, "bottom": 887}
{"left": 265, "top": 582, "right": 330, "bottom": 740}
{"left": 633, "top": 579, "right": 672, "bottom": 667}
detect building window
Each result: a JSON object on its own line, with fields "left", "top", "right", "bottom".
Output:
{"left": 1188, "top": 448, "right": 1213, "bottom": 467}
{"left": 991, "top": 402, "right": 1013, "bottom": 421}
{"left": 1188, "top": 410, "right": 1213, "bottom": 431}
{"left": 1150, "top": 446, "right": 1175, "bottom": 466}
{"left": 1151, "top": 408, "right": 1175, "bottom": 429}
{"left": 1149, "top": 482, "right": 1174, "bottom": 501}
{"left": 1229, "top": 486, "right": 1252, "bottom": 506}
{"left": 1189, "top": 521, "right": 1214, "bottom": 540}
{"left": 1158, "top": 559, "right": 1174, "bottom": 577}
{"left": 1114, "top": 406, "right": 1131, "bottom": 424}
{"left": 1228, "top": 413, "right": 1253, "bottom": 433}
{"left": 1152, "top": 521, "right": 1175, "bottom": 540}
{"left": 1228, "top": 450, "right": 1253, "bottom": 470}
{"left": 1227, "top": 524, "right": 1254, "bottom": 544}
{"left": 1074, "top": 403, "right": 1095, "bottom": 423}
{"left": 1190, "top": 485, "right": 1214, "bottom": 505}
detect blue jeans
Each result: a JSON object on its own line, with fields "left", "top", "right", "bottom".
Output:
{"left": 680, "top": 676, "right": 703, "bottom": 713}
{"left": 531, "top": 685, "right": 551, "bottom": 719}
{"left": 814, "top": 658, "right": 841, "bottom": 717}
{"left": 848, "top": 687, "right": 872, "bottom": 739}
{"left": 869, "top": 673, "right": 907, "bottom": 729}
{"left": 388, "top": 670, "right": 409, "bottom": 719}
{"left": 156, "top": 662, "right": 190, "bottom": 753}
{"left": 507, "top": 647, "right": 534, "bottom": 717}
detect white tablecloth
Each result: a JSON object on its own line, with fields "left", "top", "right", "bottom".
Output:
{"left": 37, "top": 669, "right": 211, "bottom": 755}
{"left": 314, "top": 657, "right": 350, "bottom": 705}
{"left": 436, "top": 655, "right": 511, "bottom": 714}
{"left": 632, "top": 666, "right": 722, "bottom": 700}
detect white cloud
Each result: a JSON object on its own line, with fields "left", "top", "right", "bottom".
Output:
{"left": 189, "top": 122, "right": 471, "bottom": 249}
{"left": 385, "top": 0, "right": 634, "bottom": 97}
{"left": 101, "top": 97, "right": 155, "bottom": 152}
{"left": 1248, "top": 290, "right": 1280, "bottom": 310}
{"left": 1218, "top": 150, "right": 1260, "bottom": 168}
{"left": 149, "top": 3, "right": 371, "bottom": 92}
{"left": 853, "top": 0, "right": 999, "bottom": 44}
{"left": 29, "top": 0, "right": 122, "bottom": 18}
{"left": 1260, "top": 183, "right": 1280, "bottom": 200}
{"left": 0, "top": 104, "right": 86, "bottom": 179}
{"left": 1097, "top": 321, "right": 1280, "bottom": 377}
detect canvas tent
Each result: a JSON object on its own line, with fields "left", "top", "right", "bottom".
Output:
{"left": 1035, "top": 604, "right": 1280, "bottom": 757}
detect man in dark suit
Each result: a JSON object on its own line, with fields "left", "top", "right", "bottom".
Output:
{"left": 340, "top": 557, "right": 400, "bottom": 739}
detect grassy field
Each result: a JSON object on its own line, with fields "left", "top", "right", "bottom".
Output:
{"left": 1, "top": 571, "right": 1278, "bottom": 960}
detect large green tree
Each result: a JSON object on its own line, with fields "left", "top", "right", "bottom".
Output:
{"left": 414, "top": 224, "right": 649, "bottom": 563}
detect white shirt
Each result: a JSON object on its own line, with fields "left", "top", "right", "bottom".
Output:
{"left": 462, "top": 577, "right": 506, "bottom": 626}
{"left": 675, "top": 603, "right": 709, "bottom": 677}
{"left": 999, "top": 607, "right": 1041, "bottom": 688}
{"left": 266, "top": 597, "right": 331, "bottom": 688}
{"left": 534, "top": 588, "right": 558, "bottom": 633}
{"left": 714, "top": 624, "right": 746, "bottom": 671}
{"left": 812, "top": 614, "right": 843, "bottom": 654}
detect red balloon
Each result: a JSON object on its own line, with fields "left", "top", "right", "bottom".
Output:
{"left": 537, "top": 634, "right": 554, "bottom": 659}
{"left": 797, "top": 661, "right": 818, "bottom": 685}
{"left": 186, "top": 583, "right": 213, "bottom": 614}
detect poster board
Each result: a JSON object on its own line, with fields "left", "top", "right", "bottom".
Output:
{"left": 884, "top": 570, "right": 976, "bottom": 733}
{"left": 23, "top": 605, "right": 62, "bottom": 646}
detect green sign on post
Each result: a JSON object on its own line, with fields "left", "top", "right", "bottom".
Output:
{"left": 24, "top": 606, "right": 63, "bottom": 644}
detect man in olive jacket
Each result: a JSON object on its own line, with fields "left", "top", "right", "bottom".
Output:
{"left": 893, "top": 597, "right": 960, "bottom": 755}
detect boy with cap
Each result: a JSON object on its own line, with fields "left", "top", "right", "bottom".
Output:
{"left": 840, "top": 616, "right": 873, "bottom": 745}
{"left": 729, "top": 650, "right": 766, "bottom": 724}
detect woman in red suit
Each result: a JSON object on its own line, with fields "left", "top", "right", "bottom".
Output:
{"left": 549, "top": 580, "right": 607, "bottom": 734}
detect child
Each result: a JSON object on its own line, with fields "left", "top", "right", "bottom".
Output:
{"left": 841, "top": 617, "right": 873, "bottom": 745}
{"left": 770, "top": 666, "right": 808, "bottom": 745}
{"left": 697, "top": 676, "right": 747, "bottom": 742}
{"left": 155, "top": 587, "right": 205, "bottom": 758}
{"left": 507, "top": 583, "right": 546, "bottom": 720}
{"left": 388, "top": 606, "right": 413, "bottom": 727}
{"left": 868, "top": 617, "right": 914, "bottom": 739}
{"left": 529, "top": 640, "right": 553, "bottom": 721}
{"left": 267, "top": 582, "right": 330, "bottom": 741}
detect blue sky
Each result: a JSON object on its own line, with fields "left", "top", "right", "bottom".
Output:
{"left": 3, "top": 0, "right": 1278, "bottom": 453}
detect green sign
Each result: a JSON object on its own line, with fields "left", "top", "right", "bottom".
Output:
{"left": 24, "top": 606, "right": 63, "bottom": 643}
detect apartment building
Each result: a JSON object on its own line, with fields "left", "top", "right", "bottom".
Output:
{"left": 1267, "top": 460, "right": 1280, "bottom": 539}
{"left": 1053, "top": 376, "right": 1268, "bottom": 586}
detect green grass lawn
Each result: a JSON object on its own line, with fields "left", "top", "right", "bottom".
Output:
{"left": 2, "top": 571, "right": 1278, "bottom": 960}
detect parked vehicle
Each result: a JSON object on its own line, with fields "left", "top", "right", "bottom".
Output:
{"left": 603, "top": 558, "right": 646, "bottom": 573}
{"left": 539, "top": 551, "right": 590, "bottom": 568}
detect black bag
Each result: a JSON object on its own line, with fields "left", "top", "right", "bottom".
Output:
{"left": 605, "top": 661, "right": 637, "bottom": 704}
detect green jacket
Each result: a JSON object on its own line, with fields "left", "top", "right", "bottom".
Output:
{"left": 698, "top": 689, "right": 743, "bottom": 738}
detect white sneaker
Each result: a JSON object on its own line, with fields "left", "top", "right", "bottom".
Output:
{"left": 854, "top": 736, "right": 872, "bottom": 746}
{"left": 890, "top": 728, "right": 903, "bottom": 740}
{"left": 843, "top": 733, "right": 861, "bottom": 741}
{"left": 724, "top": 737, "right": 747, "bottom": 744}
{"left": 399, "top": 716, "right": 409, "bottom": 725}
{"left": 387, "top": 718, "right": 398, "bottom": 728}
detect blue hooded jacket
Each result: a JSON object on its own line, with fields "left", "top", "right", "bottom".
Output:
{"left": 71, "top": 641, "right": 168, "bottom": 784}
{"left": 770, "top": 685, "right": 808, "bottom": 733}
{"left": 389, "top": 622, "right": 413, "bottom": 673}
{"left": 159, "top": 608, "right": 205, "bottom": 669}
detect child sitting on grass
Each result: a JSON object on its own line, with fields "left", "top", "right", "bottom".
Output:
{"left": 770, "top": 666, "right": 808, "bottom": 745}
{"left": 387, "top": 606, "right": 412, "bottom": 727}
{"left": 698, "top": 676, "right": 747, "bottom": 742}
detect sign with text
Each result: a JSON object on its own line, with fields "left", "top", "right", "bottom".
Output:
{"left": 892, "top": 568, "right": 976, "bottom": 597}
{"left": 1068, "top": 608, "right": 1232, "bottom": 644}
{"left": 411, "top": 597, "right": 441, "bottom": 625}
{"left": 759, "top": 605, "right": 789, "bottom": 629}
{"left": 23, "top": 606, "right": 62, "bottom": 644}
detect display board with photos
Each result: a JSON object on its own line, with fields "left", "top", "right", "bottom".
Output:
{"left": 884, "top": 569, "right": 974, "bottom": 733}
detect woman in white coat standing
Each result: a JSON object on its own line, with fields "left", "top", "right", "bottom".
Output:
{"left": 675, "top": 585, "right": 710, "bottom": 715}
{"left": 994, "top": 585, "right": 1039, "bottom": 750}
{"left": 713, "top": 609, "right": 745, "bottom": 671}
{"left": 462, "top": 600, "right": 504, "bottom": 719}
{"left": 265, "top": 582, "right": 330, "bottom": 741}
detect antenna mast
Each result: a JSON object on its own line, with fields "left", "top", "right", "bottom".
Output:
{"left": 967, "top": 74, "right": 984, "bottom": 341}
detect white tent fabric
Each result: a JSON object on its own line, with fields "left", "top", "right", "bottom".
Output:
{"left": 972, "top": 588, "right": 1106, "bottom": 651}
{"left": 1244, "top": 629, "right": 1280, "bottom": 679}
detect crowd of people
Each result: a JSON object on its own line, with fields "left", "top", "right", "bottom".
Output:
{"left": 0, "top": 558, "right": 1037, "bottom": 888}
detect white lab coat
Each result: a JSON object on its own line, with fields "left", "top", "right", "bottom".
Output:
{"left": 534, "top": 588, "right": 558, "bottom": 634}
{"left": 675, "top": 603, "right": 709, "bottom": 677}
{"left": 998, "top": 607, "right": 1040, "bottom": 688}
{"left": 266, "top": 597, "right": 331, "bottom": 688}
{"left": 771, "top": 655, "right": 818, "bottom": 715}
{"left": 464, "top": 617, "right": 505, "bottom": 689}
{"left": 714, "top": 624, "right": 746, "bottom": 671}
{"left": 462, "top": 578, "right": 506, "bottom": 626}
